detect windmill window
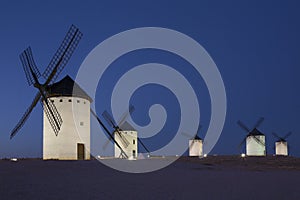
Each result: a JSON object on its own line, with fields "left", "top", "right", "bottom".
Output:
{"left": 80, "top": 122, "right": 84, "bottom": 126}
{"left": 83, "top": 101, "right": 86, "bottom": 104}
{"left": 133, "top": 140, "right": 135, "bottom": 145}
{"left": 59, "top": 99, "right": 63, "bottom": 102}
{"left": 68, "top": 99, "right": 72, "bottom": 102}
{"left": 77, "top": 100, "right": 80, "bottom": 103}
{"left": 51, "top": 100, "right": 54, "bottom": 103}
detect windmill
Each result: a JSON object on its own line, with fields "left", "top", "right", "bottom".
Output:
{"left": 272, "top": 131, "right": 291, "bottom": 156}
{"left": 237, "top": 117, "right": 266, "bottom": 156}
{"left": 10, "top": 25, "right": 82, "bottom": 140}
{"left": 90, "top": 109, "right": 129, "bottom": 159}
{"left": 183, "top": 125, "right": 203, "bottom": 157}
{"left": 43, "top": 75, "right": 92, "bottom": 160}
{"left": 102, "top": 106, "right": 150, "bottom": 158}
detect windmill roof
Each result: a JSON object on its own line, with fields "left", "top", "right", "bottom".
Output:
{"left": 194, "top": 135, "right": 202, "bottom": 140}
{"left": 46, "top": 75, "right": 92, "bottom": 102}
{"left": 248, "top": 128, "right": 264, "bottom": 136}
{"left": 120, "top": 121, "right": 136, "bottom": 131}
{"left": 276, "top": 139, "right": 287, "bottom": 142}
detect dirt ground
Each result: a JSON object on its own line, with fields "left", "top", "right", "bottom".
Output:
{"left": 0, "top": 156, "right": 299, "bottom": 200}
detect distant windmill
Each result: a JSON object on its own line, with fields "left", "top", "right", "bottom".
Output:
{"left": 102, "top": 106, "right": 150, "bottom": 158}
{"left": 237, "top": 117, "right": 266, "bottom": 156}
{"left": 272, "top": 131, "right": 291, "bottom": 156}
{"left": 90, "top": 109, "right": 129, "bottom": 159}
{"left": 10, "top": 25, "right": 82, "bottom": 139}
{"left": 182, "top": 125, "right": 203, "bottom": 157}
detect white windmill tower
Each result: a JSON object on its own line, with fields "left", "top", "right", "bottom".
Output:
{"left": 43, "top": 75, "right": 92, "bottom": 160}
{"left": 102, "top": 108, "right": 138, "bottom": 159}
{"left": 183, "top": 125, "right": 203, "bottom": 157}
{"left": 189, "top": 135, "right": 203, "bottom": 157}
{"left": 101, "top": 107, "right": 150, "bottom": 159}
{"left": 9, "top": 25, "right": 84, "bottom": 160}
{"left": 272, "top": 132, "right": 291, "bottom": 156}
{"left": 237, "top": 117, "right": 266, "bottom": 156}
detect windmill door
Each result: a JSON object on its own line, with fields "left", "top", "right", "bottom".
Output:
{"left": 77, "top": 143, "right": 85, "bottom": 160}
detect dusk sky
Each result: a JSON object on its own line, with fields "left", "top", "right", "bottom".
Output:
{"left": 0, "top": 1, "right": 299, "bottom": 158}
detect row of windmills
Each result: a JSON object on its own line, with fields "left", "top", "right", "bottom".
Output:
{"left": 9, "top": 24, "right": 293, "bottom": 160}
{"left": 237, "top": 117, "right": 291, "bottom": 156}
{"left": 187, "top": 118, "right": 292, "bottom": 157}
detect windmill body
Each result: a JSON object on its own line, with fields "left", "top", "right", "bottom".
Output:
{"left": 246, "top": 129, "right": 266, "bottom": 156}
{"left": 43, "top": 76, "right": 91, "bottom": 160}
{"left": 272, "top": 132, "right": 291, "bottom": 156}
{"left": 275, "top": 141, "right": 288, "bottom": 156}
{"left": 189, "top": 136, "right": 203, "bottom": 157}
{"left": 113, "top": 121, "right": 138, "bottom": 158}
{"left": 10, "top": 24, "right": 83, "bottom": 156}
{"left": 114, "top": 130, "right": 138, "bottom": 159}
{"left": 237, "top": 118, "right": 266, "bottom": 156}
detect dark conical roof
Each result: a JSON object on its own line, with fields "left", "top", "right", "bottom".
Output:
{"left": 248, "top": 128, "right": 264, "bottom": 136}
{"left": 46, "top": 75, "right": 92, "bottom": 102}
{"left": 277, "top": 139, "right": 287, "bottom": 143}
{"left": 194, "top": 135, "right": 202, "bottom": 140}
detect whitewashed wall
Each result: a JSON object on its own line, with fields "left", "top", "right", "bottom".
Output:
{"left": 114, "top": 131, "right": 137, "bottom": 158}
{"left": 246, "top": 135, "right": 266, "bottom": 156}
{"left": 275, "top": 141, "right": 288, "bottom": 156}
{"left": 43, "top": 96, "right": 90, "bottom": 160}
{"left": 189, "top": 139, "right": 203, "bottom": 156}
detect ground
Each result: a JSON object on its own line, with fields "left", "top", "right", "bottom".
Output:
{"left": 0, "top": 156, "right": 299, "bottom": 200}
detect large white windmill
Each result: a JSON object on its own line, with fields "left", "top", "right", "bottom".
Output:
{"left": 10, "top": 25, "right": 83, "bottom": 159}
{"left": 43, "top": 75, "right": 92, "bottom": 160}
{"left": 272, "top": 131, "right": 291, "bottom": 156}
{"left": 237, "top": 117, "right": 266, "bottom": 156}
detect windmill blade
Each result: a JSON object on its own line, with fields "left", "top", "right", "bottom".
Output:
{"left": 252, "top": 117, "right": 264, "bottom": 130}
{"left": 10, "top": 93, "right": 41, "bottom": 139}
{"left": 41, "top": 98, "right": 62, "bottom": 136}
{"left": 115, "top": 130, "right": 130, "bottom": 148}
{"left": 272, "top": 132, "right": 281, "bottom": 140}
{"left": 181, "top": 132, "right": 195, "bottom": 140}
{"left": 238, "top": 136, "right": 247, "bottom": 150}
{"left": 117, "top": 105, "right": 135, "bottom": 126}
{"left": 196, "top": 125, "right": 202, "bottom": 135}
{"left": 237, "top": 120, "right": 250, "bottom": 133}
{"left": 43, "top": 24, "right": 82, "bottom": 85}
{"left": 283, "top": 131, "right": 292, "bottom": 140}
{"left": 102, "top": 110, "right": 117, "bottom": 128}
{"left": 90, "top": 109, "right": 128, "bottom": 158}
{"left": 20, "top": 47, "right": 41, "bottom": 86}
{"left": 102, "top": 137, "right": 113, "bottom": 150}
{"left": 137, "top": 137, "right": 150, "bottom": 154}
{"left": 253, "top": 135, "right": 265, "bottom": 147}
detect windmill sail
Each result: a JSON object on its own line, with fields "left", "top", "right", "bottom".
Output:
{"left": 20, "top": 47, "right": 41, "bottom": 86}
{"left": 10, "top": 24, "right": 82, "bottom": 139}
{"left": 10, "top": 93, "right": 41, "bottom": 139}
{"left": 43, "top": 25, "right": 82, "bottom": 85}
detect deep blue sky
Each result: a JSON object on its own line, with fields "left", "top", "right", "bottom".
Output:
{"left": 0, "top": 0, "right": 299, "bottom": 158}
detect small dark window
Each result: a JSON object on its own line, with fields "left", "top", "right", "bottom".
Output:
{"left": 51, "top": 100, "right": 54, "bottom": 103}
{"left": 68, "top": 99, "right": 72, "bottom": 102}
{"left": 77, "top": 100, "right": 80, "bottom": 103}
{"left": 59, "top": 99, "right": 63, "bottom": 102}
{"left": 83, "top": 101, "right": 86, "bottom": 104}
{"left": 133, "top": 140, "right": 135, "bottom": 145}
{"left": 80, "top": 122, "right": 84, "bottom": 126}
